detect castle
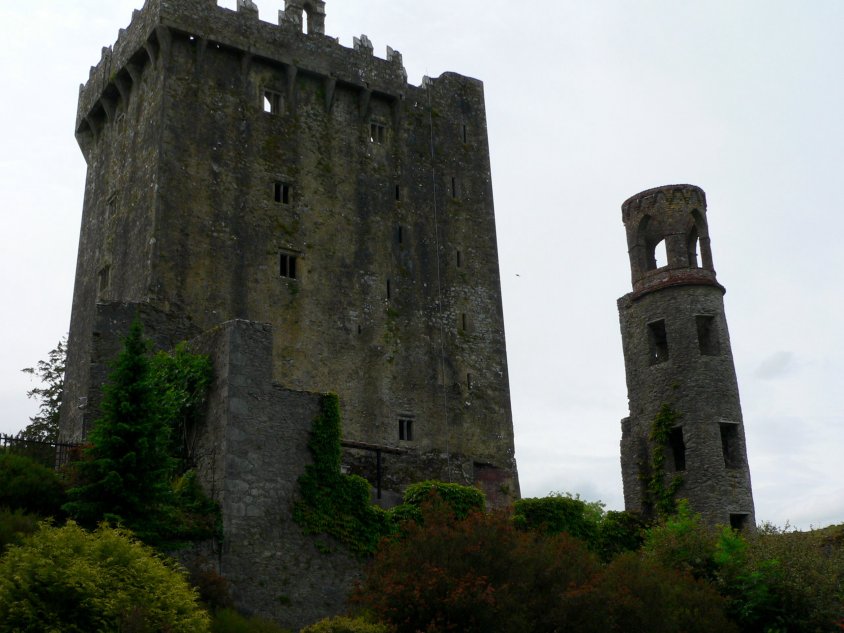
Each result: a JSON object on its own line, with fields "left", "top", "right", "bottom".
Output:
{"left": 617, "top": 185, "right": 755, "bottom": 528}
{"left": 60, "top": 0, "right": 519, "bottom": 508}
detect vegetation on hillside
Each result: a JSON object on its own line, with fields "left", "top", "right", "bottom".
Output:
{"left": 3, "top": 324, "right": 843, "bottom": 632}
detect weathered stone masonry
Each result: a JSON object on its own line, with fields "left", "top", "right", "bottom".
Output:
{"left": 61, "top": 0, "right": 519, "bottom": 501}
{"left": 59, "top": 2, "right": 519, "bottom": 624}
{"left": 617, "top": 184, "right": 755, "bottom": 528}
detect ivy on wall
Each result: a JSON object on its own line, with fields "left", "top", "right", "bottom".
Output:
{"left": 293, "top": 394, "right": 390, "bottom": 556}
{"left": 644, "top": 403, "right": 684, "bottom": 519}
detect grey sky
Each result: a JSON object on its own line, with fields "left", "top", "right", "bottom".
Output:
{"left": 2, "top": 0, "right": 842, "bottom": 529}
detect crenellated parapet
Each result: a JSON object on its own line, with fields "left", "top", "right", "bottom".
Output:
{"left": 76, "top": 0, "right": 411, "bottom": 149}
{"left": 620, "top": 184, "right": 719, "bottom": 298}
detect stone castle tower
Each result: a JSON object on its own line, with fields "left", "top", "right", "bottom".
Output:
{"left": 617, "top": 185, "right": 755, "bottom": 528}
{"left": 61, "top": 0, "right": 518, "bottom": 506}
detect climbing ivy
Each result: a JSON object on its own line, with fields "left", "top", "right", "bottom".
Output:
{"left": 293, "top": 394, "right": 390, "bottom": 557}
{"left": 644, "top": 403, "right": 684, "bottom": 519}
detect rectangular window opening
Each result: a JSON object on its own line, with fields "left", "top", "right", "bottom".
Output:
{"left": 279, "top": 253, "right": 298, "bottom": 279}
{"left": 370, "top": 122, "right": 386, "bottom": 144}
{"left": 462, "top": 124, "right": 468, "bottom": 143}
{"left": 720, "top": 423, "right": 741, "bottom": 470}
{"left": 263, "top": 90, "right": 282, "bottom": 115}
{"left": 668, "top": 426, "right": 686, "bottom": 472}
{"left": 451, "top": 177, "right": 458, "bottom": 198}
{"left": 456, "top": 250, "right": 462, "bottom": 268}
{"left": 98, "top": 265, "right": 111, "bottom": 293}
{"left": 106, "top": 192, "right": 117, "bottom": 219}
{"left": 729, "top": 513, "right": 749, "bottom": 531}
{"left": 647, "top": 320, "right": 669, "bottom": 365}
{"left": 274, "top": 182, "right": 291, "bottom": 204}
{"left": 395, "top": 184, "right": 401, "bottom": 201}
{"left": 399, "top": 418, "right": 414, "bottom": 441}
{"left": 386, "top": 278, "right": 391, "bottom": 300}
{"left": 397, "top": 226, "right": 403, "bottom": 244}
{"left": 461, "top": 313, "right": 467, "bottom": 332}
{"left": 696, "top": 315, "right": 720, "bottom": 356}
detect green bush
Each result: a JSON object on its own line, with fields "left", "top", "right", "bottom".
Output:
{"left": 401, "top": 481, "right": 485, "bottom": 519}
{"left": 595, "top": 510, "right": 648, "bottom": 562}
{"left": 0, "top": 508, "right": 40, "bottom": 554}
{"left": 300, "top": 615, "right": 392, "bottom": 633}
{"left": 642, "top": 499, "right": 718, "bottom": 580}
{"left": 0, "top": 452, "right": 66, "bottom": 517}
{"left": 0, "top": 521, "right": 209, "bottom": 633}
{"left": 513, "top": 493, "right": 600, "bottom": 547}
{"left": 717, "top": 524, "right": 844, "bottom": 632}
{"left": 210, "top": 608, "right": 291, "bottom": 632}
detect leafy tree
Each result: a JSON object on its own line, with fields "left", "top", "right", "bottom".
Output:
{"left": 0, "top": 521, "right": 210, "bottom": 633}
{"left": 19, "top": 336, "right": 66, "bottom": 443}
{"left": 63, "top": 319, "right": 175, "bottom": 544}
{"left": 148, "top": 342, "right": 213, "bottom": 470}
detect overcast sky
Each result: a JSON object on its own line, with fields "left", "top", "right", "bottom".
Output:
{"left": 2, "top": 0, "right": 842, "bottom": 530}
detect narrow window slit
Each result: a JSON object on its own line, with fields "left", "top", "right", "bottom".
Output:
{"left": 720, "top": 423, "right": 741, "bottom": 469}
{"left": 696, "top": 315, "right": 720, "bottom": 355}
{"left": 647, "top": 320, "right": 669, "bottom": 365}
{"left": 279, "top": 253, "right": 297, "bottom": 279}
{"left": 399, "top": 418, "right": 413, "bottom": 441}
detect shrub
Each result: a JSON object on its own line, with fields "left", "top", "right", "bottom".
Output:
{"left": 0, "top": 522, "right": 209, "bottom": 633}
{"left": 0, "top": 508, "right": 39, "bottom": 554}
{"left": 642, "top": 499, "right": 718, "bottom": 580}
{"left": 353, "top": 501, "right": 602, "bottom": 633}
{"left": 301, "top": 615, "right": 392, "bottom": 633}
{"left": 595, "top": 510, "right": 648, "bottom": 562}
{"left": 513, "top": 493, "right": 600, "bottom": 547}
{"left": 210, "top": 608, "right": 291, "bottom": 633}
{"left": 718, "top": 524, "right": 844, "bottom": 632}
{"left": 0, "top": 452, "right": 66, "bottom": 517}
{"left": 401, "top": 481, "right": 485, "bottom": 519}
{"left": 597, "top": 553, "right": 738, "bottom": 633}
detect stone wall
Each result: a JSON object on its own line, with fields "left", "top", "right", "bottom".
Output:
{"left": 187, "top": 319, "right": 361, "bottom": 629}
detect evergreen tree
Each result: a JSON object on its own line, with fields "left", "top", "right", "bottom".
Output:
{"left": 64, "top": 319, "right": 175, "bottom": 543}
{"left": 19, "top": 336, "right": 66, "bottom": 443}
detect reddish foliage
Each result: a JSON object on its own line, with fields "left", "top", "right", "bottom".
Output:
{"left": 353, "top": 500, "right": 736, "bottom": 633}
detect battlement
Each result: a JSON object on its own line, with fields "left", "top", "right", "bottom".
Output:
{"left": 76, "top": 0, "right": 417, "bottom": 140}
{"left": 621, "top": 184, "right": 706, "bottom": 224}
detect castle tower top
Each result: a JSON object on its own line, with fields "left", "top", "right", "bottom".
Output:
{"left": 621, "top": 184, "right": 721, "bottom": 297}
{"left": 283, "top": 0, "right": 326, "bottom": 34}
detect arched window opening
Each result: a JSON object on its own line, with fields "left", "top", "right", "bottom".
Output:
{"left": 302, "top": 3, "right": 313, "bottom": 33}
{"left": 647, "top": 238, "right": 667, "bottom": 270}
{"left": 687, "top": 226, "right": 700, "bottom": 268}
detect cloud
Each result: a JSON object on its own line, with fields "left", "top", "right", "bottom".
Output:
{"left": 754, "top": 351, "right": 795, "bottom": 380}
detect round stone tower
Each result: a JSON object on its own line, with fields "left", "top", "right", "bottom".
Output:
{"left": 617, "top": 184, "right": 755, "bottom": 529}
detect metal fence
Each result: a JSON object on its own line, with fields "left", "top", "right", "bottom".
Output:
{"left": 0, "top": 434, "right": 81, "bottom": 469}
